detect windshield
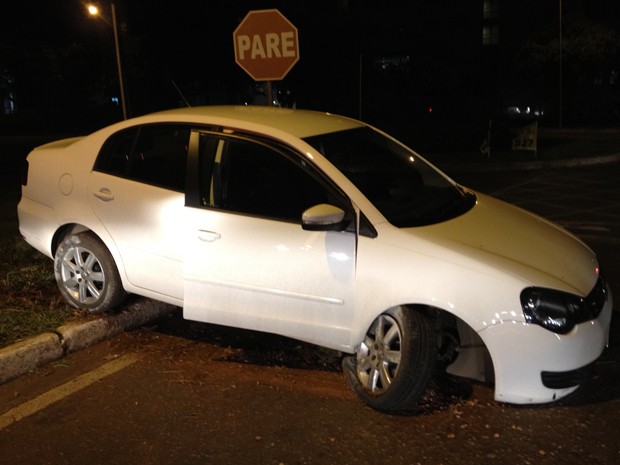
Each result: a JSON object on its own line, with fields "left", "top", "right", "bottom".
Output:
{"left": 304, "top": 127, "right": 476, "bottom": 227}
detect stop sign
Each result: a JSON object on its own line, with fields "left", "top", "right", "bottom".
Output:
{"left": 233, "top": 9, "right": 300, "bottom": 81}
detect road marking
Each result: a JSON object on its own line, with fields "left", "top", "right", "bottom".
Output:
{"left": 0, "top": 354, "right": 139, "bottom": 431}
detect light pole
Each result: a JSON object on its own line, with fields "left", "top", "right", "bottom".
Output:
{"left": 87, "top": 3, "right": 128, "bottom": 120}
{"left": 558, "top": 0, "right": 563, "bottom": 128}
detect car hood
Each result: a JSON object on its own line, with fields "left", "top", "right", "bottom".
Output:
{"left": 404, "top": 191, "right": 599, "bottom": 296}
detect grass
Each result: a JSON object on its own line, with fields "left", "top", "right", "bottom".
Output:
{"left": 0, "top": 137, "right": 83, "bottom": 347}
{"left": 0, "top": 208, "right": 81, "bottom": 347}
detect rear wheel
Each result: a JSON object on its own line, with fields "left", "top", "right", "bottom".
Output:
{"left": 54, "top": 232, "right": 126, "bottom": 313}
{"left": 343, "top": 306, "right": 437, "bottom": 413}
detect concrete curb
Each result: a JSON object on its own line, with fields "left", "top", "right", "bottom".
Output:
{"left": 0, "top": 298, "right": 177, "bottom": 385}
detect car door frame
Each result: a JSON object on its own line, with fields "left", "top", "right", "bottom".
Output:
{"left": 182, "top": 128, "right": 366, "bottom": 350}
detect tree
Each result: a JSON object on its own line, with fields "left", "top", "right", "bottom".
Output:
{"left": 516, "top": 17, "right": 620, "bottom": 124}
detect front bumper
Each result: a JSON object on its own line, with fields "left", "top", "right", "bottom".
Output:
{"left": 483, "top": 282, "right": 613, "bottom": 404}
{"left": 541, "top": 362, "right": 595, "bottom": 390}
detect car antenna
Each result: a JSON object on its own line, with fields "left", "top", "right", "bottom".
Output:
{"left": 172, "top": 80, "right": 191, "bottom": 107}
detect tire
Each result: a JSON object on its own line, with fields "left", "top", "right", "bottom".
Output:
{"left": 54, "top": 232, "right": 126, "bottom": 313}
{"left": 343, "top": 306, "right": 437, "bottom": 413}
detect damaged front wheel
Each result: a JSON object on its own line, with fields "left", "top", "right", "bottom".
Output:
{"left": 343, "top": 306, "right": 437, "bottom": 413}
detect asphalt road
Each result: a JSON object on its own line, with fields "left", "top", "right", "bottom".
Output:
{"left": 1, "top": 162, "right": 619, "bottom": 465}
{"left": 447, "top": 162, "right": 620, "bottom": 289}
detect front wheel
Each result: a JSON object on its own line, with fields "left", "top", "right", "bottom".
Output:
{"left": 343, "top": 306, "right": 437, "bottom": 413}
{"left": 54, "top": 232, "right": 126, "bottom": 313}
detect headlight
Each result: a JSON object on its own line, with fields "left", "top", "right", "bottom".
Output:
{"left": 520, "top": 277, "right": 608, "bottom": 334}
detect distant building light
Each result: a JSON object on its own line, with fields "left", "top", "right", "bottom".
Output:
{"left": 483, "top": 0, "right": 500, "bottom": 19}
{"left": 505, "top": 105, "right": 544, "bottom": 119}
{"left": 482, "top": 0, "right": 500, "bottom": 45}
{"left": 482, "top": 25, "right": 500, "bottom": 45}
{"left": 3, "top": 91, "right": 16, "bottom": 115}
{"left": 373, "top": 55, "right": 412, "bottom": 73}
{"left": 3, "top": 99, "right": 15, "bottom": 114}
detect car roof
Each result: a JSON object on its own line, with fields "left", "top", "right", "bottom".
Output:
{"left": 142, "top": 106, "right": 364, "bottom": 139}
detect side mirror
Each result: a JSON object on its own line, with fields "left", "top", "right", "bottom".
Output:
{"left": 301, "top": 204, "right": 347, "bottom": 231}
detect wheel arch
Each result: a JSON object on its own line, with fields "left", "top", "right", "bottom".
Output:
{"left": 51, "top": 223, "right": 129, "bottom": 289}
{"left": 357, "top": 303, "right": 496, "bottom": 385}
{"left": 51, "top": 223, "right": 91, "bottom": 255}
{"left": 52, "top": 224, "right": 128, "bottom": 313}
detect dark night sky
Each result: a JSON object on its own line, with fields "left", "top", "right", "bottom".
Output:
{"left": 2, "top": 1, "right": 620, "bottom": 136}
{"left": 4, "top": 1, "right": 367, "bottom": 116}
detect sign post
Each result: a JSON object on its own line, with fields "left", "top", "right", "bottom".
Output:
{"left": 233, "top": 9, "right": 300, "bottom": 105}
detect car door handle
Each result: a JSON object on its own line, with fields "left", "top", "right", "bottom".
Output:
{"left": 93, "top": 188, "right": 115, "bottom": 202}
{"left": 198, "top": 230, "right": 221, "bottom": 242}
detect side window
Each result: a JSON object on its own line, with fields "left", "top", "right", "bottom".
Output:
{"left": 129, "top": 125, "right": 189, "bottom": 190}
{"left": 200, "top": 135, "right": 333, "bottom": 222}
{"left": 95, "top": 124, "right": 190, "bottom": 192}
{"left": 95, "top": 127, "right": 137, "bottom": 177}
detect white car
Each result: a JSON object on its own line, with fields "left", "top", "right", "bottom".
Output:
{"left": 18, "top": 106, "right": 612, "bottom": 412}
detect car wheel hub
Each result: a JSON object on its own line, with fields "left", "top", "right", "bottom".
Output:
{"left": 369, "top": 343, "right": 386, "bottom": 369}
{"left": 356, "top": 314, "right": 402, "bottom": 393}
{"left": 60, "top": 246, "right": 104, "bottom": 305}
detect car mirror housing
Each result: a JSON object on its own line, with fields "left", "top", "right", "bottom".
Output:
{"left": 301, "top": 204, "right": 347, "bottom": 231}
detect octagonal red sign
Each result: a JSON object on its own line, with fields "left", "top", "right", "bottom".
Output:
{"left": 233, "top": 9, "right": 300, "bottom": 81}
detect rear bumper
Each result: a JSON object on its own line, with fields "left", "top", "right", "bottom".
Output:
{"left": 17, "top": 197, "right": 58, "bottom": 258}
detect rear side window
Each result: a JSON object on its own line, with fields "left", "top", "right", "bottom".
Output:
{"left": 95, "top": 124, "right": 190, "bottom": 191}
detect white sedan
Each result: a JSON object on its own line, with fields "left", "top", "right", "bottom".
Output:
{"left": 18, "top": 106, "right": 612, "bottom": 412}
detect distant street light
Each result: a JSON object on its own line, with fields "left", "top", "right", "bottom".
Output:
{"left": 87, "top": 2, "right": 128, "bottom": 120}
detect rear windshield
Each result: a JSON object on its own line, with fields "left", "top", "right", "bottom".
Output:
{"left": 304, "top": 127, "right": 476, "bottom": 227}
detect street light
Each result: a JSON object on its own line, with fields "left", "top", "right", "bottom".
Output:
{"left": 87, "top": 3, "right": 128, "bottom": 120}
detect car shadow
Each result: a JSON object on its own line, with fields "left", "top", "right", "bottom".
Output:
{"left": 153, "top": 310, "right": 474, "bottom": 415}
{"left": 154, "top": 310, "right": 343, "bottom": 372}
{"left": 153, "top": 308, "right": 620, "bottom": 412}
